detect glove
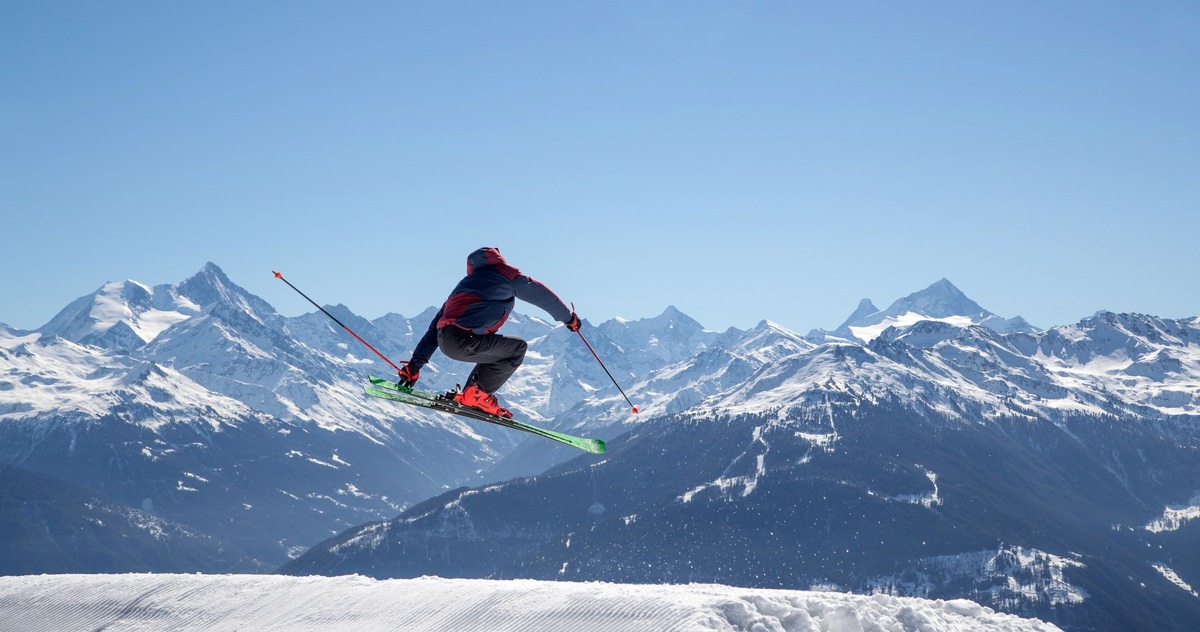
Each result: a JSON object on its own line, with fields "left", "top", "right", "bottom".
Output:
{"left": 565, "top": 312, "right": 581, "bottom": 332}
{"left": 397, "top": 364, "right": 420, "bottom": 388}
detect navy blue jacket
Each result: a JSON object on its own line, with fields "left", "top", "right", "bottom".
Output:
{"left": 407, "top": 248, "right": 572, "bottom": 371}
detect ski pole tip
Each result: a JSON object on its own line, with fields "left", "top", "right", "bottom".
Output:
{"left": 631, "top": 406, "right": 639, "bottom": 414}
{"left": 273, "top": 271, "right": 282, "bottom": 279}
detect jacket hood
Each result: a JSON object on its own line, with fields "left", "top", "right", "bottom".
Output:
{"left": 466, "top": 247, "right": 508, "bottom": 275}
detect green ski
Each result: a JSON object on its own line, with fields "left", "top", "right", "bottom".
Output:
{"left": 365, "top": 376, "right": 606, "bottom": 454}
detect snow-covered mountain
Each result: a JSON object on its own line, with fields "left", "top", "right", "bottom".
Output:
{"left": 5, "top": 267, "right": 1200, "bottom": 629}
{"left": 689, "top": 312, "right": 1200, "bottom": 424}
{"left": 0, "top": 573, "right": 1061, "bottom": 632}
{"left": 811, "top": 278, "right": 1038, "bottom": 343}
{"left": 0, "top": 264, "right": 715, "bottom": 568}
{"left": 483, "top": 318, "right": 813, "bottom": 483}
{"left": 286, "top": 282, "right": 1200, "bottom": 631}
{"left": 3, "top": 266, "right": 469, "bottom": 565}
{"left": 37, "top": 279, "right": 202, "bottom": 352}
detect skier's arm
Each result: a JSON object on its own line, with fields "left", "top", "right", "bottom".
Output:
{"left": 407, "top": 306, "right": 444, "bottom": 371}
{"left": 513, "top": 275, "right": 572, "bottom": 323}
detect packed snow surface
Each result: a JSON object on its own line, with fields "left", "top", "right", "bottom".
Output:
{"left": 0, "top": 574, "right": 1060, "bottom": 632}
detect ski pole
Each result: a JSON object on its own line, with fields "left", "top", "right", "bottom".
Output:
{"left": 572, "top": 304, "right": 638, "bottom": 415}
{"left": 273, "top": 271, "right": 406, "bottom": 374}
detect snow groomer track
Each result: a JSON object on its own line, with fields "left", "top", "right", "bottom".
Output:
{"left": 0, "top": 573, "right": 1060, "bottom": 631}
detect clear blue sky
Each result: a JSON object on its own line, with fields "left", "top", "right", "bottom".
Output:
{"left": 3, "top": 1, "right": 1197, "bottom": 334}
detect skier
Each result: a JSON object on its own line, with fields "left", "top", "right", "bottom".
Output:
{"left": 397, "top": 247, "right": 581, "bottom": 418}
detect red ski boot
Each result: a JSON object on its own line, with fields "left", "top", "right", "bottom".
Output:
{"left": 455, "top": 384, "right": 512, "bottom": 418}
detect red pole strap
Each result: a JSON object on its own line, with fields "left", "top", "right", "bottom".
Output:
{"left": 273, "top": 271, "right": 406, "bottom": 375}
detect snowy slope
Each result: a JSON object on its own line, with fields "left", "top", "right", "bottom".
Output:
{"left": 38, "top": 280, "right": 201, "bottom": 351}
{"left": 0, "top": 574, "right": 1061, "bottom": 632}
{"left": 0, "top": 331, "right": 256, "bottom": 427}
{"left": 595, "top": 319, "right": 814, "bottom": 424}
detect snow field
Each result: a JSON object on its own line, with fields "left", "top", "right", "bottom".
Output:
{"left": 0, "top": 573, "right": 1061, "bottom": 632}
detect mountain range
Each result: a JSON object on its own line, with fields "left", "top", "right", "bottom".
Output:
{"left": 3, "top": 263, "right": 1199, "bottom": 630}
{"left": 0, "top": 264, "right": 719, "bottom": 565}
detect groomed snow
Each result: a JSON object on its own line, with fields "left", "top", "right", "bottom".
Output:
{"left": 0, "top": 574, "right": 1061, "bottom": 632}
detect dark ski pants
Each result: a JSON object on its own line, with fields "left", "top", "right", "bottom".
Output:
{"left": 437, "top": 326, "right": 527, "bottom": 394}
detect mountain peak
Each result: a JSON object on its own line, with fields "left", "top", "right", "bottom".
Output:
{"left": 752, "top": 319, "right": 795, "bottom": 335}
{"left": 837, "top": 299, "right": 881, "bottom": 331}
{"left": 658, "top": 305, "right": 687, "bottom": 320}
{"left": 177, "top": 263, "right": 242, "bottom": 309}
{"left": 897, "top": 278, "right": 984, "bottom": 319}
{"left": 622, "top": 305, "right": 704, "bottom": 332}
{"left": 833, "top": 279, "right": 1037, "bottom": 343}
{"left": 190, "top": 262, "right": 232, "bottom": 286}
{"left": 36, "top": 276, "right": 201, "bottom": 348}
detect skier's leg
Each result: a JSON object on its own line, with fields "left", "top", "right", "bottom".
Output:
{"left": 437, "top": 327, "right": 528, "bottom": 393}
{"left": 466, "top": 335, "right": 527, "bottom": 393}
